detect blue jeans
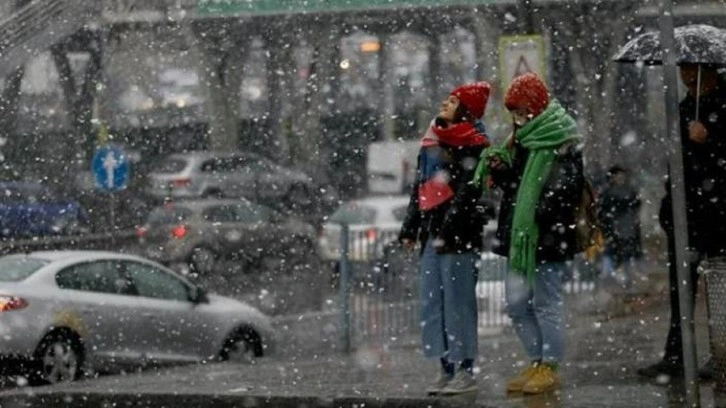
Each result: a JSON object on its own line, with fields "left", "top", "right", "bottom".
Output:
{"left": 419, "top": 241, "right": 479, "bottom": 362}
{"left": 505, "top": 262, "right": 566, "bottom": 364}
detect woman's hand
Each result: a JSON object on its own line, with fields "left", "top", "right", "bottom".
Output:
{"left": 489, "top": 157, "right": 505, "bottom": 170}
{"left": 433, "top": 237, "right": 448, "bottom": 253}
{"left": 401, "top": 238, "right": 416, "bottom": 251}
{"left": 689, "top": 121, "right": 708, "bottom": 144}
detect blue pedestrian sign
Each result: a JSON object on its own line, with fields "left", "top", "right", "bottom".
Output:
{"left": 92, "top": 146, "right": 130, "bottom": 192}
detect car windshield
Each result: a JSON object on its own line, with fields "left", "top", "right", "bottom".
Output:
{"left": 330, "top": 203, "right": 376, "bottom": 224}
{"left": 152, "top": 158, "right": 188, "bottom": 174}
{"left": 0, "top": 257, "right": 49, "bottom": 282}
{"left": 147, "top": 207, "right": 192, "bottom": 225}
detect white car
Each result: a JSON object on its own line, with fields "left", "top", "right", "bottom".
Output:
{"left": 0, "top": 251, "right": 275, "bottom": 384}
{"left": 318, "top": 196, "right": 410, "bottom": 263}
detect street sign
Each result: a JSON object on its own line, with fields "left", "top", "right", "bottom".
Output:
{"left": 198, "top": 0, "right": 507, "bottom": 17}
{"left": 92, "top": 146, "right": 130, "bottom": 192}
{"left": 499, "top": 35, "right": 547, "bottom": 94}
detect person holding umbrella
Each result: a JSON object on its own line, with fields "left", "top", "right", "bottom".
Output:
{"left": 638, "top": 64, "right": 726, "bottom": 380}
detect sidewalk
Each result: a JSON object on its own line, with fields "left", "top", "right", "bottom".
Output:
{"left": 0, "top": 275, "right": 720, "bottom": 407}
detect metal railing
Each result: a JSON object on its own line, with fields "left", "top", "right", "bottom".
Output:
{"left": 103, "top": 0, "right": 199, "bottom": 13}
{"left": 0, "top": 230, "right": 137, "bottom": 256}
{"left": 101, "top": 0, "right": 199, "bottom": 22}
{"left": 337, "top": 225, "right": 597, "bottom": 351}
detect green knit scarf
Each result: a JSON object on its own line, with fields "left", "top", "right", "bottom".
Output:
{"left": 474, "top": 100, "right": 580, "bottom": 282}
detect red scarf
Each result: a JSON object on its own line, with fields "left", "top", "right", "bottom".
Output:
{"left": 422, "top": 121, "right": 488, "bottom": 147}
{"left": 418, "top": 120, "right": 488, "bottom": 211}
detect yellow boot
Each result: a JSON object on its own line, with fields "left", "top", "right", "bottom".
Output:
{"left": 506, "top": 364, "right": 539, "bottom": 392}
{"left": 522, "top": 364, "right": 560, "bottom": 394}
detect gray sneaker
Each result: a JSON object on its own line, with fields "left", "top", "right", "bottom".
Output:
{"left": 426, "top": 369, "right": 452, "bottom": 396}
{"left": 440, "top": 369, "right": 477, "bottom": 395}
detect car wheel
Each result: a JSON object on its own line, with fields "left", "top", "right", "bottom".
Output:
{"left": 219, "top": 328, "right": 263, "bottom": 364}
{"left": 189, "top": 247, "right": 218, "bottom": 276}
{"left": 34, "top": 332, "right": 83, "bottom": 384}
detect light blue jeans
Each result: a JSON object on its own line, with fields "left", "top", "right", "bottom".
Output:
{"left": 419, "top": 241, "right": 479, "bottom": 362}
{"left": 505, "top": 262, "right": 566, "bottom": 364}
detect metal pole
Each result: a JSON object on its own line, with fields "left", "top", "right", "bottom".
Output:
{"left": 696, "top": 65, "right": 701, "bottom": 120}
{"left": 339, "top": 223, "right": 351, "bottom": 353}
{"left": 658, "top": 1, "right": 700, "bottom": 406}
{"left": 110, "top": 193, "right": 116, "bottom": 248}
{"left": 519, "top": 0, "right": 535, "bottom": 35}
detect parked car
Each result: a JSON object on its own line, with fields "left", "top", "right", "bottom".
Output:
{"left": 0, "top": 182, "right": 89, "bottom": 238}
{"left": 318, "top": 195, "right": 411, "bottom": 263}
{"left": 136, "top": 199, "right": 318, "bottom": 275}
{"left": 146, "top": 151, "right": 335, "bottom": 213}
{"left": 0, "top": 251, "right": 276, "bottom": 384}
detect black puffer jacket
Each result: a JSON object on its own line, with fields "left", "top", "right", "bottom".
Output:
{"left": 659, "top": 82, "right": 726, "bottom": 257}
{"left": 491, "top": 141, "right": 584, "bottom": 263}
{"left": 399, "top": 143, "right": 489, "bottom": 254}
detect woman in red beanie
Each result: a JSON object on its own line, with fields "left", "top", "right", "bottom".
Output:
{"left": 399, "top": 82, "right": 492, "bottom": 396}
{"left": 474, "top": 73, "right": 585, "bottom": 395}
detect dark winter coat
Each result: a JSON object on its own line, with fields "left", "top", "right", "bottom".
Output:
{"left": 598, "top": 184, "right": 642, "bottom": 263}
{"left": 491, "top": 141, "right": 584, "bottom": 263}
{"left": 659, "top": 81, "right": 726, "bottom": 257}
{"left": 399, "top": 141, "right": 489, "bottom": 254}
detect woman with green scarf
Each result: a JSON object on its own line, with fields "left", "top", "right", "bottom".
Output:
{"left": 473, "top": 73, "right": 584, "bottom": 395}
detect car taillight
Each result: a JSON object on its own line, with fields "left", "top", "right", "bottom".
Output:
{"left": 172, "top": 178, "right": 191, "bottom": 188}
{"left": 171, "top": 225, "right": 189, "bottom": 239}
{"left": 136, "top": 226, "right": 148, "bottom": 238}
{"left": 0, "top": 295, "right": 28, "bottom": 312}
{"left": 366, "top": 228, "right": 378, "bottom": 241}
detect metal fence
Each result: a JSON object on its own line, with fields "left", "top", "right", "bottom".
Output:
{"left": 0, "top": 230, "right": 137, "bottom": 256}
{"left": 337, "top": 224, "right": 598, "bottom": 351}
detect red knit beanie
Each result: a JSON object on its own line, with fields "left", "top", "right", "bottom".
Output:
{"left": 504, "top": 73, "right": 550, "bottom": 118}
{"left": 450, "top": 82, "right": 491, "bottom": 119}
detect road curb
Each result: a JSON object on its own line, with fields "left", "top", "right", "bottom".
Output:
{"left": 0, "top": 392, "right": 491, "bottom": 408}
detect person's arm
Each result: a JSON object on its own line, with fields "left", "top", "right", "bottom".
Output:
{"left": 597, "top": 190, "right": 614, "bottom": 237}
{"left": 535, "top": 144, "right": 584, "bottom": 223}
{"left": 439, "top": 145, "right": 488, "bottom": 249}
{"left": 488, "top": 144, "right": 520, "bottom": 192}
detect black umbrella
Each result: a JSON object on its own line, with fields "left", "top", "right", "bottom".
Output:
{"left": 613, "top": 24, "right": 726, "bottom": 66}
{"left": 614, "top": 24, "right": 726, "bottom": 119}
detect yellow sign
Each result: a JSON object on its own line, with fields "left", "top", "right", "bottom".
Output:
{"left": 498, "top": 35, "right": 547, "bottom": 93}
